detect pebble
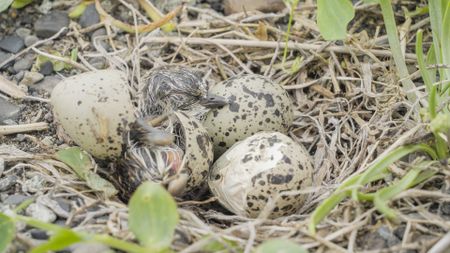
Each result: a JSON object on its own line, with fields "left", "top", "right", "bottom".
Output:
{"left": 37, "top": 195, "right": 69, "bottom": 218}
{"left": 34, "top": 11, "right": 70, "bottom": 38}
{"left": 441, "top": 201, "right": 450, "bottom": 215}
{"left": 26, "top": 203, "right": 57, "bottom": 223}
{"left": 91, "top": 28, "right": 109, "bottom": 51}
{"left": 0, "top": 51, "right": 12, "bottom": 67}
{"left": 13, "top": 54, "right": 34, "bottom": 72}
{"left": 0, "top": 175, "right": 17, "bottom": 191}
{"left": 79, "top": 4, "right": 100, "bottom": 28}
{"left": 30, "top": 229, "right": 49, "bottom": 240}
{"left": 39, "top": 61, "right": 53, "bottom": 75}
{"left": 71, "top": 242, "right": 111, "bottom": 253}
{"left": 88, "top": 57, "right": 107, "bottom": 69}
{"left": 3, "top": 194, "right": 31, "bottom": 205}
{"left": 0, "top": 35, "right": 25, "bottom": 53}
{"left": 22, "top": 174, "right": 45, "bottom": 193}
{"left": 224, "top": 0, "right": 285, "bottom": 14}
{"left": 0, "top": 97, "right": 20, "bottom": 124}
{"left": 19, "top": 71, "right": 44, "bottom": 86}
{"left": 14, "top": 71, "right": 25, "bottom": 82}
{"left": 31, "top": 75, "right": 62, "bottom": 94}
{"left": 24, "top": 35, "right": 39, "bottom": 47}
{"left": 15, "top": 28, "right": 31, "bottom": 39}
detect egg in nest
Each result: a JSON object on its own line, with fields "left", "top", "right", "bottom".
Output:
{"left": 203, "top": 74, "right": 294, "bottom": 156}
{"left": 208, "top": 131, "right": 313, "bottom": 218}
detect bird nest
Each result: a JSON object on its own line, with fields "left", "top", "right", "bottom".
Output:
{"left": 1, "top": 0, "right": 449, "bottom": 252}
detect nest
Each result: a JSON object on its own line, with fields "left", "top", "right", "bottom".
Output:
{"left": 1, "top": 0, "right": 449, "bottom": 252}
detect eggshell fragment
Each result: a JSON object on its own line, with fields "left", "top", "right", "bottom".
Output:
{"left": 51, "top": 69, "right": 136, "bottom": 159}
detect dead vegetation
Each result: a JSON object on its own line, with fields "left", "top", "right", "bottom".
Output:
{"left": 1, "top": 0, "right": 449, "bottom": 252}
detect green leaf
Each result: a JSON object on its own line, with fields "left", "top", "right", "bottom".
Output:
{"left": 68, "top": 2, "right": 89, "bottom": 19}
{"left": 200, "top": 236, "right": 242, "bottom": 253}
{"left": 0, "top": 0, "right": 14, "bottom": 12}
{"left": 290, "top": 56, "right": 302, "bottom": 74}
{"left": 255, "top": 239, "right": 308, "bottom": 253}
{"left": 317, "top": 0, "right": 355, "bottom": 40}
{"left": 0, "top": 213, "right": 15, "bottom": 253}
{"left": 55, "top": 147, "right": 118, "bottom": 197}
{"left": 128, "top": 182, "right": 179, "bottom": 250}
{"left": 10, "top": 0, "right": 32, "bottom": 9}
{"left": 30, "top": 229, "right": 83, "bottom": 253}
{"left": 441, "top": 2, "right": 450, "bottom": 85}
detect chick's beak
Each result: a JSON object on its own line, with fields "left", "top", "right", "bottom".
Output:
{"left": 199, "top": 93, "right": 229, "bottom": 108}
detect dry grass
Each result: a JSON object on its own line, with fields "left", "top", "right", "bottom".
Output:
{"left": 1, "top": 0, "right": 449, "bottom": 252}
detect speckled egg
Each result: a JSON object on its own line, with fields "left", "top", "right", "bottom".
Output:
{"left": 203, "top": 74, "right": 294, "bottom": 156}
{"left": 117, "top": 111, "right": 214, "bottom": 198}
{"left": 208, "top": 131, "right": 313, "bottom": 218}
{"left": 51, "top": 69, "right": 135, "bottom": 159}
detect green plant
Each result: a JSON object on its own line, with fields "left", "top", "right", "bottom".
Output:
{"left": 309, "top": 0, "right": 450, "bottom": 234}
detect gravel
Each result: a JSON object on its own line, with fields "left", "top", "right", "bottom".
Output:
{"left": 34, "top": 11, "right": 70, "bottom": 38}
{"left": 79, "top": 4, "right": 100, "bottom": 28}
{"left": 19, "top": 71, "right": 44, "bottom": 86}
{"left": 0, "top": 97, "right": 20, "bottom": 124}
{"left": 26, "top": 203, "right": 57, "bottom": 223}
{"left": 13, "top": 54, "right": 34, "bottom": 72}
{"left": 0, "top": 35, "right": 25, "bottom": 53}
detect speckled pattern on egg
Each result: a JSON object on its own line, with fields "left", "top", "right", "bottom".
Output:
{"left": 203, "top": 74, "right": 294, "bottom": 156}
{"left": 51, "top": 70, "right": 136, "bottom": 159}
{"left": 173, "top": 111, "right": 214, "bottom": 195}
{"left": 208, "top": 131, "right": 313, "bottom": 218}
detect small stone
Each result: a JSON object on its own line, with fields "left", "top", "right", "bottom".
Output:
{"left": 79, "top": 4, "right": 100, "bottom": 28}
{"left": 41, "top": 136, "right": 53, "bottom": 147}
{"left": 71, "top": 242, "right": 111, "bottom": 253}
{"left": 15, "top": 28, "right": 31, "bottom": 39}
{"left": 55, "top": 198, "right": 71, "bottom": 212}
{"left": 0, "top": 97, "right": 20, "bottom": 124}
{"left": 0, "top": 175, "right": 17, "bottom": 191}
{"left": 31, "top": 75, "right": 62, "bottom": 94}
{"left": 441, "top": 201, "right": 450, "bottom": 215}
{"left": 3, "top": 194, "right": 31, "bottom": 205}
{"left": 0, "top": 36, "right": 25, "bottom": 53}
{"left": 26, "top": 203, "right": 57, "bottom": 223}
{"left": 34, "top": 11, "right": 70, "bottom": 38}
{"left": 14, "top": 71, "right": 25, "bottom": 81}
{"left": 24, "top": 35, "right": 39, "bottom": 47}
{"left": 0, "top": 51, "right": 12, "bottom": 67}
{"left": 15, "top": 134, "right": 26, "bottom": 142}
{"left": 13, "top": 55, "right": 34, "bottom": 72}
{"left": 39, "top": 61, "right": 53, "bottom": 75}
{"left": 224, "top": 0, "right": 285, "bottom": 14}
{"left": 20, "top": 71, "right": 44, "bottom": 86}
{"left": 30, "top": 229, "right": 49, "bottom": 240}
{"left": 37, "top": 195, "right": 69, "bottom": 218}
{"left": 88, "top": 57, "right": 107, "bottom": 69}
{"left": 22, "top": 174, "right": 45, "bottom": 193}
{"left": 91, "top": 28, "right": 109, "bottom": 51}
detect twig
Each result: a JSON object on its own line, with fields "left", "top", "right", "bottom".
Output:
{"left": 0, "top": 75, "right": 26, "bottom": 99}
{"left": 142, "top": 37, "right": 418, "bottom": 60}
{"left": 31, "top": 47, "right": 90, "bottom": 72}
{"left": 0, "top": 122, "right": 49, "bottom": 135}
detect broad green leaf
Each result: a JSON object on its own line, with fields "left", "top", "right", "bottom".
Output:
{"left": 56, "top": 147, "right": 118, "bottom": 197}
{"left": 255, "top": 239, "right": 308, "bottom": 253}
{"left": 0, "top": 0, "right": 14, "bottom": 12}
{"left": 128, "top": 182, "right": 179, "bottom": 250}
{"left": 317, "top": 0, "right": 354, "bottom": 40}
{"left": 30, "top": 229, "right": 83, "bottom": 253}
{"left": 0, "top": 213, "right": 15, "bottom": 253}
{"left": 11, "top": 0, "right": 32, "bottom": 9}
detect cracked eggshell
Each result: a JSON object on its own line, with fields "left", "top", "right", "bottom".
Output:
{"left": 51, "top": 69, "right": 136, "bottom": 159}
{"left": 203, "top": 74, "right": 294, "bottom": 157}
{"left": 168, "top": 111, "right": 214, "bottom": 195}
{"left": 208, "top": 131, "right": 313, "bottom": 218}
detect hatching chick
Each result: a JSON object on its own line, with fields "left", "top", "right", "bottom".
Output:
{"left": 141, "top": 65, "right": 228, "bottom": 118}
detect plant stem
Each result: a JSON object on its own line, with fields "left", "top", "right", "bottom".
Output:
{"left": 379, "top": 0, "right": 420, "bottom": 110}
{"left": 282, "top": 1, "right": 299, "bottom": 66}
